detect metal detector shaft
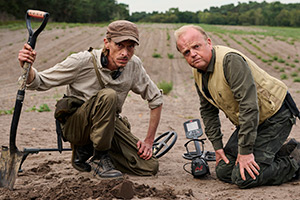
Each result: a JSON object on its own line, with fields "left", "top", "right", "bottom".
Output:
{"left": 18, "top": 148, "right": 72, "bottom": 172}
{"left": 193, "top": 137, "right": 202, "bottom": 156}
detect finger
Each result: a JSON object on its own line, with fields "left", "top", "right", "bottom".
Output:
{"left": 18, "top": 55, "right": 32, "bottom": 65}
{"left": 222, "top": 155, "right": 230, "bottom": 164}
{"left": 240, "top": 166, "right": 246, "bottom": 181}
{"left": 138, "top": 148, "right": 144, "bottom": 156}
{"left": 24, "top": 43, "right": 33, "bottom": 51}
{"left": 22, "top": 43, "right": 36, "bottom": 55}
{"left": 140, "top": 150, "right": 148, "bottom": 159}
{"left": 31, "top": 50, "right": 36, "bottom": 58}
{"left": 137, "top": 143, "right": 145, "bottom": 155}
{"left": 249, "top": 163, "right": 260, "bottom": 176}
{"left": 144, "top": 149, "right": 151, "bottom": 156}
{"left": 253, "top": 161, "right": 260, "bottom": 171}
{"left": 145, "top": 152, "right": 152, "bottom": 160}
{"left": 19, "top": 50, "right": 35, "bottom": 63}
{"left": 136, "top": 141, "right": 141, "bottom": 148}
{"left": 145, "top": 150, "right": 153, "bottom": 160}
{"left": 246, "top": 166, "right": 256, "bottom": 180}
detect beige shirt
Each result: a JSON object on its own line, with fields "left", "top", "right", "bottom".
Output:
{"left": 27, "top": 49, "right": 163, "bottom": 114}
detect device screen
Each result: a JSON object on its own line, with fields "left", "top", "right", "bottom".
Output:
{"left": 186, "top": 121, "right": 199, "bottom": 131}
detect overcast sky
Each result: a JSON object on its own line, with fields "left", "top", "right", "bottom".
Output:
{"left": 117, "top": 0, "right": 299, "bottom": 14}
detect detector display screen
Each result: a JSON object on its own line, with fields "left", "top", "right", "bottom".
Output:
{"left": 183, "top": 119, "right": 203, "bottom": 139}
{"left": 186, "top": 121, "right": 199, "bottom": 131}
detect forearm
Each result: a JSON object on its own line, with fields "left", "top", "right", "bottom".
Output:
{"left": 27, "top": 67, "right": 35, "bottom": 84}
{"left": 145, "top": 104, "right": 162, "bottom": 144}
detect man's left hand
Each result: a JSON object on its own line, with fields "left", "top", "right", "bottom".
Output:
{"left": 137, "top": 140, "right": 153, "bottom": 160}
{"left": 236, "top": 153, "right": 260, "bottom": 181}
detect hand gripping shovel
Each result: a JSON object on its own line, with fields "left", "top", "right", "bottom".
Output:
{"left": 0, "top": 9, "right": 49, "bottom": 190}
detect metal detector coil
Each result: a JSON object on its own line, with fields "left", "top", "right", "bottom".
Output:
{"left": 152, "top": 131, "right": 177, "bottom": 158}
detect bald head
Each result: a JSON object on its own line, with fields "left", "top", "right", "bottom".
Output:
{"left": 174, "top": 25, "right": 209, "bottom": 51}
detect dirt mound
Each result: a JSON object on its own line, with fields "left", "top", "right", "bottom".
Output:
{"left": 0, "top": 177, "right": 179, "bottom": 200}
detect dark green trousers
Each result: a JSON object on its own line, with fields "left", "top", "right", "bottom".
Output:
{"left": 62, "top": 88, "right": 158, "bottom": 176}
{"left": 216, "top": 106, "right": 299, "bottom": 188}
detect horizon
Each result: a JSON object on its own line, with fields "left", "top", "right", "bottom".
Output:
{"left": 117, "top": 0, "right": 299, "bottom": 14}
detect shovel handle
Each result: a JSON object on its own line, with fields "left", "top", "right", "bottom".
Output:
{"left": 26, "top": 9, "right": 49, "bottom": 49}
{"left": 9, "top": 10, "right": 50, "bottom": 153}
{"left": 27, "top": 10, "right": 48, "bottom": 19}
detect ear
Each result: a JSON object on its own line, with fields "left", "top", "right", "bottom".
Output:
{"left": 207, "top": 38, "right": 212, "bottom": 46}
{"left": 104, "top": 38, "right": 110, "bottom": 49}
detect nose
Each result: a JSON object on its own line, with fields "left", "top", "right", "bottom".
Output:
{"left": 189, "top": 49, "right": 197, "bottom": 58}
{"left": 120, "top": 48, "right": 129, "bottom": 57}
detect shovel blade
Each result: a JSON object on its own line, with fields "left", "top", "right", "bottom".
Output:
{"left": 0, "top": 146, "right": 23, "bottom": 190}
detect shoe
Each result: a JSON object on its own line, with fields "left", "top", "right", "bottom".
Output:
{"left": 89, "top": 151, "right": 123, "bottom": 179}
{"left": 71, "top": 143, "right": 93, "bottom": 172}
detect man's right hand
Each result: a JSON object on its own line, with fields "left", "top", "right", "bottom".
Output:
{"left": 18, "top": 43, "right": 36, "bottom": 84}
{"left": 18, "top": 43, "right": 36, "bottom": 67}
{"left": 215, "top": 148, "right": 229, "bottom": 166}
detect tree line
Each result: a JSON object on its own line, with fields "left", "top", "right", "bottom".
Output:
{"left": 129, "top": 1, "right": 300, "bottom": 27}
{"left": 0, "top": 1, "right": 299, "bottom": 27}
{"left": 0, "top": 0, "right": 129, "bottom": 23}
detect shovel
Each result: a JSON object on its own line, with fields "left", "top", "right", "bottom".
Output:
{"left": 0, "top": 9, "right": 49, "bottom": 190}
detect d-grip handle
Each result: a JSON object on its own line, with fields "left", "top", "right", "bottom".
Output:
{"left": 26, "top": 9, "right": 49, "bottom": 49}
{"left": 27, "top": 10, "right": 48, "bottom": 19}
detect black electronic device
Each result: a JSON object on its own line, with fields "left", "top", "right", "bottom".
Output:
{"left": 182, "top": 119, "right": 216, "bottom": 178}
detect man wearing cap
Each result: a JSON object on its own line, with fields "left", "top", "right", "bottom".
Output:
{"left": 18, "top": 20, "right": 163, "bottom": 179}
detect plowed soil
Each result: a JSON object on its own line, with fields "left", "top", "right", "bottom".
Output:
{"left": 0, "top": 23, "right": 299, "bottom": 199}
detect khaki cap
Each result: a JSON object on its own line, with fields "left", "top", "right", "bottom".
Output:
{"left": 106, "top": 20, "right": 139, "bottom": 45}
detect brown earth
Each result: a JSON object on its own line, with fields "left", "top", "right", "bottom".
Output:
{"left": 0, "top": 23, "right": 299, "bottom": 200}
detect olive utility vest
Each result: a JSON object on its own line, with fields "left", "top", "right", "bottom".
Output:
{"left": 193, "top": 45, "right": 287, "bottom": 125}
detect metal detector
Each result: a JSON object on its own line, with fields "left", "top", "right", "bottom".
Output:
{"left": 182, "top": 119, "right": 215, "bottom": 178}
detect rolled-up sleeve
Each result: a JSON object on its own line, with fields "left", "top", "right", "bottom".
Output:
{"left": 131, "top": 59, "right": 163, "bottom": 109}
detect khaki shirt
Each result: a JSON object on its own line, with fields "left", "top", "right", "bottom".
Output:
{"left": 27, "top": 49, "right": 163, "bottom": 114}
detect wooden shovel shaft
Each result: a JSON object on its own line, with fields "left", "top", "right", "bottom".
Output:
{"left": 19, "top": 62, "right": 31, "bottom": 90}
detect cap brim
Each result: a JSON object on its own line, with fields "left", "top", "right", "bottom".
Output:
{"left": 111, "top": 36, "right": 139, "bottom": 45}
